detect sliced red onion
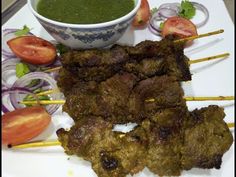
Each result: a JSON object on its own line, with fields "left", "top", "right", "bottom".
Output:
{"left": 191, "top": 2, "right": 209, "bottom": 28}
{"left": 158, "top": 8, "right": 179, "bottom": 19}
{"left": 148, "top": 1, "right": 209, "bottom": 36}
{"left": 2, "top": 58, "right": 44, "bottom": 89}
{"left": 2, "top": 87, "right": 36, "bottom": 113}
{"left": 2, "top": 58, "right": 21, "bottom": 88}
{"left": 46, "top": 55, "right": 62, "bottom": 68}
{"left": 148, "top": 12, "right": 164, "bottom": 35}
{"left": 2, "top": 28, "right": 33, "bottom": 59}
{"left": 10, "top": 72, "right": 63, "bottom": 115}
{"left": 159, "top": 2, "right": 181, "bottom": 13}
{"left": 148, "top": 24, "right": 162, "bottom": 36}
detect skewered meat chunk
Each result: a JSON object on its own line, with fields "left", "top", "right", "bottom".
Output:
{"left": 58, "top": 38, "right": 191, "bottom": 85}
{"left": 62, "top": 72, "right": 139, "bottom": 123}
{"left": 57, "top": 116, "right": 148, "bottom": 177}
{"left": 57, "top": 105, "right": 233, "bottom": 177}
{"left": 61, "top": 45, "right": 129, "bottom": 82}
{"left": 181, "top": 105, "right": 233, "bottom": 170}
{"left": 61, "top": 45, "right": 129, "bottom": 68}
{"left": 56, "top": 36, "right": 232, "bottom": 177}
{"left": 142, "top": 108, "right": 188, "bottom": 176}
{"left": 62, "top": 74, "right": 186, "bottom": 124}
{"left": 124, "top": 39, "right": 191, "bottom": 81}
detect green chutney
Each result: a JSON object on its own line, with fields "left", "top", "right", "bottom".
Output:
{"left": 37, "top": 0, "right": 135, "bottom": 24}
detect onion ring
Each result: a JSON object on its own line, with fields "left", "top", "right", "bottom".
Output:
{"left": 1, "top": 58, "right": 45, "bottom": 90}
{"left": 158, "top": 8, "right": 179, "bottom": 19}
{"left": 2, "top": 87, "right": 36, "bottom": 113}
{"left": 10, "top": 72, "right": 63, "bottom": 114}
{"left": 191, "top": 2, "right": 209, "bottom": 28}
{"left": 148, "top": 2, "right": 209, "bottom": 35}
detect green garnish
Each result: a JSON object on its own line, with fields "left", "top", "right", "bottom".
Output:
{"left": 16, "top": 63, "right": 30, "bottom": 78}
{"left": 151, "top": 7, "right": 158, "bottom": 15}
{"left": 23, "top": 89, "right": 51, "bottom": 107}
{"left": 14, "top": 25, "right": 31, "bottom": 36}
{"left": 56, "top": 43, "right": 70, "bottom": 55}
{"left": 159, "top": 22, "right": 164, "bottom": 30}
{"left": 178, "top": 0, "right": 196, "bottom": 19}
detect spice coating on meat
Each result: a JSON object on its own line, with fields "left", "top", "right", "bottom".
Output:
{"left": 57, "top": 105, "right": 233, "bottom": 177}
{"left": 57, "top": 117, "right": 148, "bottom": 177}
{"left": 142, "top": 108, "right": 188, "bottom": 176}
{"left": 181, "top": 105, "right": 233, "bottom": 170}
{"left": 61, "top": 45, "right": 129, "bottom": 67}
{"left": 62, "top": 72, "right": 139, "bottom": 123}
{"left": 58, "top": 38, "right": 191, "bottom": 85}
{"left": 62, "top": 75, "right": 186, "bottom": 124}
{"left": 56, "top": 37, "right": 232, "bottom": 177}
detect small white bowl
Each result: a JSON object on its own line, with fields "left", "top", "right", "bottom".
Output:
{"left": 28, "top": 0, "right": 141, "bottom": 49}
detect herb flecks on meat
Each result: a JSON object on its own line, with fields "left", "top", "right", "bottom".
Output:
{"left": 56, "top": 37, "right": 232, "bottom": 177}
{"left": 57, "top": 105, "right": 233, "bottom": 177}
{"left": 57, "top": 38, "right": 191, "bottom": 87}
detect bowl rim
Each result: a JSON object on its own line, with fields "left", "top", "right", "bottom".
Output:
{"left": 28, "top": 0, "right": 141, "bottom": 29}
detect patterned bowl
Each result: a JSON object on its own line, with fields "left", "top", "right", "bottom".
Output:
{"left": 28, "top": 0, "right": 141, "bottom": 49}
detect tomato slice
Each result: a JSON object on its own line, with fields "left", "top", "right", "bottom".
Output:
{"left": 7, "top": 36, "right": 57, "bottom": 65}
{"left": 132, "top": 0, "right": 151, "bottom": 27}
{"left": 161, "top": 16, "right": 198, "bottom": 38}
{"left": 2, "top": 106, "right": 51, "bottom": 146}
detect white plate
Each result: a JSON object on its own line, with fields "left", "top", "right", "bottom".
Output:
{"left": 2, "top": 0, "right": 234, "bottom": 177}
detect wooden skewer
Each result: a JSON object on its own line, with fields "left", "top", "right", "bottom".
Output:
{"left": 188, "top": 53, "right": 229, "bottom": 64}
{"left": 10, "top": 122, "right": 235, "bottom": 149}
{"left": 36, "top": 89, "right": 60, "bottom": 96}
{"left": 44, "top": 66, "right": 62, "bottom": 73}
{"left": 174, "top": 29, "right": 224, "bottom": 43}
{"left": 43, "top": 52, "right": 229, "bottom": 73}
{"left": 20, "top": 96, "right": 234, "bottom": 105}
{"left": 227, "top": 123, "right": 235, "bottom": 128}
{"left": 145, "top": 96, "right": 234, "bottom": 103}
{"left": 184, "top": 96, "right": 234, "bottom": 101}
{"left": 20, "top": 100, "right": 66, "bottom": 105}
{"left": 44, "top": 67, "right": 62, "bottom": 72}
{"left": 9, "top": 140, "right": 61, "bottom": 149}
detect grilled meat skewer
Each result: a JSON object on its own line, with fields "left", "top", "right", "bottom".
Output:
{"left": 58, "top": 38, "right": 191, "bottom": 88}
{"left": 62, "top": 74, "right": 186, "bottom": 124}
{"left": 57, "top": 105, "right": 233, "bottom": 177}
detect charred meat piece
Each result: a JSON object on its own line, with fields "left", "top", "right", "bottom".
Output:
{"left": 58, "top": 38, "right": 191, "bottom": 84}
{"left": 123, "top": 39, "right": 172, "bottom": 59}
{"left": 124, "top": 38, "right": 191, "bottom": 81}
{"left": 142, "top": 110, "right": 187, "bottom": 176}
{"left": 63, "top": 75, "right": 186, "bottom": 124}
{"left": 128, "top": 75, "right": 186, "bottom": 120}
{"left": 181, "top": 105, "right": 233, "bottom": 170}
{"left": 142, "top": 105, "right": 233, "bottom": 176}
{"left": 60, "top": 45, "right": 128, "bottom": 83}
{"left": 57, "top": 106, "right": 233, "bottom": 177}
{"left": 124, "top": 57, "right": 167, "bottom": 79}
{"left": 57, "top": 68, "right": 81, "bottom": 95}
{"left": 61, "top": 45, "right": 129, "bottom": 67}
{"left": 63, "top": 72, "right": 139, "bottom": 123}
{"left": 57, "top": 117, "right": 148, "bottom": 177}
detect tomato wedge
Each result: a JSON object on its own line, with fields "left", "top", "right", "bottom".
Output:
{"left": 7, "top": 36, "right": 57, "bottom": 65}
{"left": 162, "top": 16, "right": 198, "bottom": 38}
{"left": 132, "top": 0, "right": 151, "bottom": 27}
{"left": 2, "top": 106, "right": 51, "bottom": 146}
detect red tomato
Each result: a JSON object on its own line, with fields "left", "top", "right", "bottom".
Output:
{"left": 7, "top": 36, "right": 57, "bottom": 65}
{"left": 132, "top": 0, "right": 151, "bottom": 27}
{"left": 162, "top": 16, "right": 198, "bottom": 38}
{"left": 2, "top": 106, "right": 51, "bottom": 146}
